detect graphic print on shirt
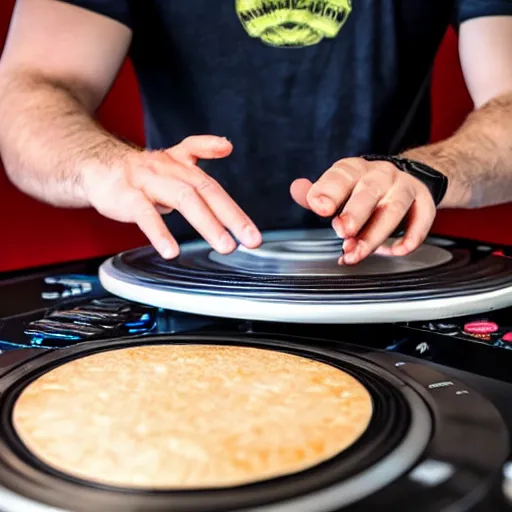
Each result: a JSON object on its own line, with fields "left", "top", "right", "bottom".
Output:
{"left": 236, "top": 0, "right": 352, "bottom": 47}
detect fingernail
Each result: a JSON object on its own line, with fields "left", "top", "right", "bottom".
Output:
{"left": 219, "top": 233, "right": 237, "bottom": 253}
{"left": 338, "top": 256, "right": 345, "bottom": 265}
{"left": 314, "top": 195, "right": 335, "bottom": 212}
{"left": 161, "top": 242, "right": 177, "bottom": 259}
{"left": 332, "top": 218, "right": 345, "bottom": 239}
{"left": 334, "top": 226, "right": 345, "bottom": 239}
{"left": 242, "top": 225, "right": 262, "bottom": 246}
{"left": 332, "top": 224, "right": 346, "bottom": 240}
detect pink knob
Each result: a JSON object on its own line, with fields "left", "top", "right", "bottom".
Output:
{"left": 464, "top": 321, "right": 499, "bottom": 335}
{"left": 502, "top": 332, "right": 512, "bottom": 343}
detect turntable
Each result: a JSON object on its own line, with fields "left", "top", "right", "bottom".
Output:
{"left": 0, "top": 229, "right": 512, "bottom": 511}
{"left": 99, "top": 229, "right": 512, "bottom": 323}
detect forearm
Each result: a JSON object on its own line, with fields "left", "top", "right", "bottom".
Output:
{"left": 402, "top": 91, "right": 512, "bottom": 209}
{"left": 0, "top": 69, "right": 135, "bottom": 208}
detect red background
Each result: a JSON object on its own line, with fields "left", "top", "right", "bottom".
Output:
{"left": 1, "top": 0, "right": 510, "bottom": 272}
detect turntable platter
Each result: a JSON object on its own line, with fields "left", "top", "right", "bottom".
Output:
{"left": 99, "top": 229, "right": 512, "bottom": 323}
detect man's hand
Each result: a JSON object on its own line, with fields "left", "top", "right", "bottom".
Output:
{"left": 83, "top": 135, "right": 262, "bottom": 259}
{"left": 290, "top": 157, "right": 436, "bottom": 265}
{"left": 0, "top": 2, "right": 261, "bottom": 260}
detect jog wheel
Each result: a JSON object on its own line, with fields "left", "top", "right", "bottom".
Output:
{"left": 99, "top": 229, "right": 512, "bottom": 323}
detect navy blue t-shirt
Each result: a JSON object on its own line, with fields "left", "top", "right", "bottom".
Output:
{"left": 61, "top": 0, "right": 512, "bottom": 238}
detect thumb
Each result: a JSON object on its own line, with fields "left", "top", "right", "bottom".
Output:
{"left": 290, "top": 178, "right": 313, "bottom": 210}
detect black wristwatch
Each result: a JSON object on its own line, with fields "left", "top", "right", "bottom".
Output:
{"left": 361, "top": 154, "right": 448, "bottom": 206}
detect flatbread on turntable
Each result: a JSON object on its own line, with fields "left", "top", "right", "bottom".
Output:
{"left": 99, "top": 229, "right": 512, "bottom": 323}
{"left": 12, "top": 344, "right": 373, "bottom": 489}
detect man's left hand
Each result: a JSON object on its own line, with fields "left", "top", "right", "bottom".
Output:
{"left": 290, "top": 157, "right": 436, "bottom": 265}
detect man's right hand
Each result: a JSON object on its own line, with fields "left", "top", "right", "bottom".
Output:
{"left": 0, "top": 3, "right": 261, "bottom": 260}
{"left": 83, "top": 135, "right": 262, "bottom": 259}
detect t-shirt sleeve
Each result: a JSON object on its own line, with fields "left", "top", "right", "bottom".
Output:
{"left": 56, "top": 0, "right": 133, "bottom": 28}
{"left": 455, "top": 0, "right": 512, "bottom": 25}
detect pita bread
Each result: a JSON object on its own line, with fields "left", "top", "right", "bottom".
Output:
{"left": 13, "top": 345, "right": 372, "bottom": 488}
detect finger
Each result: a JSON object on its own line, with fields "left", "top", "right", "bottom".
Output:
{"left": 341, "top": 185, "right": 415, "bottom": 265}
{"left": 374, "top": 243, "right": 394, "bottom": 256}
{"left": 390, "top": 192, "right": 436, "bottom": 256}
{"left": 167, "top": 135, "right": 233, "bottom": 165}
{"left": 136, "top": 151, "right": 211, "bottom": 182}
{"left": 128, "top": 191, "right": 180, "bottom": 259}
{"left": 290, "top": 178, "right": 313, "bottom": 210}
{"left": 183, "top": 168, "right": 262, "bottom": 248}
{"left": 135, "top": 158, "right": 261, "bottom": 249}
{"left": 306, "top": 159, "right": 365, "bottom": 217}
{"left": 143, "top": 175, "right": 238, "bottom": 255}
{"left": 333, "top": 164, "right": 396, "bottom": 238}
{"left": 339, "top": 237, "right": 357, "bottom": 256}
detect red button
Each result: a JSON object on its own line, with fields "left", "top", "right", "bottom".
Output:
{"left": 502, "top": 332, "right": 512, "bottom": 343}
{"left": 464, "top": 321, "right": 499, "bottom": 335}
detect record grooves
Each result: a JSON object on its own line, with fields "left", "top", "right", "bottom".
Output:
{"left": 112, "top": 246, "right": 512, "bottom": 302}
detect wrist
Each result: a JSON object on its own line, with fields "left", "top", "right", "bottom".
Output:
{"left": 80, "top": 138, "right": 140, "bottom": 206}
{"left": 400, "top": 146, "right": 472, "bottom": 209}
{"left": 361, "top": 153, "right": 448, "bottom": 207}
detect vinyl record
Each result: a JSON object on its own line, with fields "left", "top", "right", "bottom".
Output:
{"left": 99, "top": 229, "right": 512, "bottom": 323}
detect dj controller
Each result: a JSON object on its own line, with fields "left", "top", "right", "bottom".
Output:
{"left": 1, "top": 230, "right": 512, "bottom": 511}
